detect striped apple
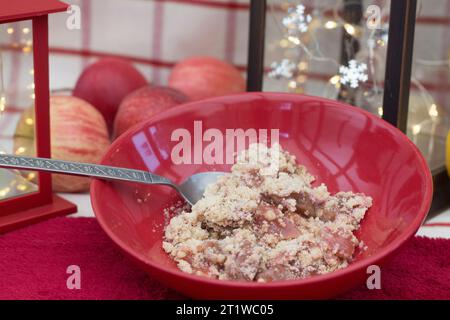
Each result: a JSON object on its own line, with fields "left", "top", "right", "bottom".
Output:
{"left": 14, "top": 96, "right": 111, "bottom": 192}
{"left": 168, "top": 56, "right": 246, "bottom": 101}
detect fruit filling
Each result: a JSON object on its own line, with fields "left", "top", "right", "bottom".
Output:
{"left": 163, "top": 144, "right": 372, "bottom": 282}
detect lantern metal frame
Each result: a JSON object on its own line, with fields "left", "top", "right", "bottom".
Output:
{"left": 0, "top": 0, "right": 77, "bottom": 232}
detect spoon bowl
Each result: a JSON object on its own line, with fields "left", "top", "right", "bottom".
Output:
{"left": 179, "top": 171, "right": 225, "bottom": 205}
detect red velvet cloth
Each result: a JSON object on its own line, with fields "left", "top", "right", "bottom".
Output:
{"left": 0, "top": 217, "right": 448, "bottom": 300}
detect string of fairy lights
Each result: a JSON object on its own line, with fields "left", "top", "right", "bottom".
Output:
{"left": 267, "top": 0, "right": 449, "bottom": 149}
{"left": 268, "top": 2, "right": 381, "bottom": 96}
{"left": 0, "top": 23, "right": 35, "bottom": 115}
{"left": 0, "top": 22, "right": 37, "bottom": 199}
{"left": 0, "top": 1, "right": 450, "bottom": 199}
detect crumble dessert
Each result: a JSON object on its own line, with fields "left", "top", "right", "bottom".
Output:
{"left": 163, "top": 143, "right": 372, "bottom": 282}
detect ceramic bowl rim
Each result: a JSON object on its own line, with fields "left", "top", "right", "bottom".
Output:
{"left": 91, "top": 92, "right": 433, "bottom": 289}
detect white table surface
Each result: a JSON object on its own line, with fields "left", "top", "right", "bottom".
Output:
{"left": 59, "top": 192, "right": 450, "bottom": 239}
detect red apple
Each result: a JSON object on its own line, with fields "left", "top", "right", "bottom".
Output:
{"left": 50, "top": 96, "right": 111, "bottom": 192}
{"left": 113, "top": 86, "right": 188, "bottom": 139}
{"left": 73, "top": 58, "right": 147, "bottom": 132}
{"left": 168, "top": 56, "right": 246, "bottom": 100}
{"left": 14, "top": 96, "right": 111, "bottom": 192}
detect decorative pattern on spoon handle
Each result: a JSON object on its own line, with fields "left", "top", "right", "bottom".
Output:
{"left": 0, "top": 154, "right": 171, "bottom": 185}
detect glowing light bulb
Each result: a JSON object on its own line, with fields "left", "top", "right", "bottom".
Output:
{"left": 324, "top": 20, "right": 338, "bottom": 29}
{"left": 0, "top": 96, "right": 6, "bottom": 112}
{"left": 287, "top": 36, "right": 301, "bottom": 45}
{"left": 296, "top": 75, "right": 307, "bottom": 83}
{"left": 279, "top": 39, "right": 289, "bottom": 48}
{"left": 429, "top": 104, "right": 438, "bottom": 118}
{"left": 298, "top": 61, "right": 308, "bottom": 71}
{"left": 0, "top": 187, "right": 11, "bottom": 197}
{"left": 376, "top": 39, "right": 385, "bottom": 46}
{"left": 412, "top": 124, "right": 421, "bottom": 135}
{"left": 17, "top": 184, "right": 28, "bottom": 192}
{"left": 329, "top": 75, "right": 341, "bottom": 88}
{"left": 378, "top": 107, "right": 383, "bottom": 117}
{"left": 344, "top": 23, "right": 356, "bottom": 35}
{"left": 6, "top": 27, "right": 14, "bottom": 34}
{"left": 288, "top": 81, "right": 297, "bottom": 89}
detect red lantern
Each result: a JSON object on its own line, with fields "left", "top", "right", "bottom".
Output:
{"left": 0, "top": 0, "right": 77, "bottom": 232}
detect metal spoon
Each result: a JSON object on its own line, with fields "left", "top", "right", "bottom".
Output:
{"left": 0, "top": 154, "right": 226, "bottom": 206}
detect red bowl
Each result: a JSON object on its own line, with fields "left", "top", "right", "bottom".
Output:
{"left": 91, "top": 92, "right": 433, "bottom": 299}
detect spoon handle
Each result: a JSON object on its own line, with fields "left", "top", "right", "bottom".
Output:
{"left": 0, "top": 154, "right": 173, "bottom": 186}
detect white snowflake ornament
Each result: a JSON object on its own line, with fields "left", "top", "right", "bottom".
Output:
{"left": 282, "top": 4, "right": 312, "bottom": 34}
{"left": 339, "top": 60, "right": 368, "bottom": 89}
{"left": 269, "top": 59, "right": 296, "bottom": 79}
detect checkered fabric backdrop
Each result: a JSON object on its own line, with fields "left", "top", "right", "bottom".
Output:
{"left": 0, "top": 0, "right": 449, "bottom": 236}
{"left": 1, "top": 0, "right": 450, "bottom": 136}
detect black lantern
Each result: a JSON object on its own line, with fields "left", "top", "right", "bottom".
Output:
{"left": 246, "top": 0, "right": 450, "bottom": 215}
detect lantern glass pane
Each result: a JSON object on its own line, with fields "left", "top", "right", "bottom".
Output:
{"left": 264, "top": 0, "right": 390, "bottom": 109}
{"left": 406, "top": 2, "right": 450, "bottom": 172}
{"left": 263, "top": 0, "right": 449, "bottom": 172}
{"left": 0, "top": 20, "right": 39, "bottom": 201}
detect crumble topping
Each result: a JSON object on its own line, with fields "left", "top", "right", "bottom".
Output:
{"left": 163, "top": 143, "right": 372, "bottom": 282}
